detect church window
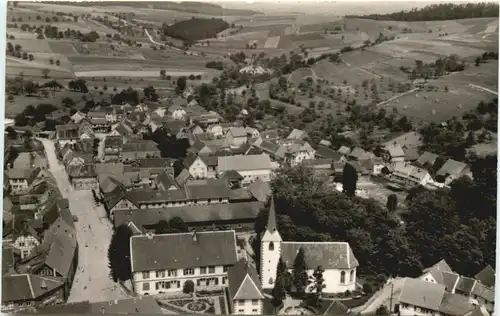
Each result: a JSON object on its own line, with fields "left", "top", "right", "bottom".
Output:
{"left": 269, "top": 277, "right": 274, "bottom": 284}
{"left": 269, "top": 242, "right": 274, "bottom": 251}
{"left": 340, "top": 271, "right": 346, "bottom": 284}
{"left": 350, "top": 270, "right": 354, "bottom": 283}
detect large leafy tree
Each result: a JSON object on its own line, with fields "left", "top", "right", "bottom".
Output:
{"left": 292, "top": 247, "right": 309, "bottom": 294}
{"left": 108, "top": 224, "right": 133, "bottom": 282}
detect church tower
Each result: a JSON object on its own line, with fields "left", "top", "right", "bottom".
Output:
{"left": 260, "top": 195, "right": 282, "bottom": 289}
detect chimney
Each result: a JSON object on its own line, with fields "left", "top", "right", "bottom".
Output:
{"left": 192, "top": 231, "right": 197, "bottom": 242}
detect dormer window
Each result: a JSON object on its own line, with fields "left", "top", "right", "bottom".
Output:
{"left": 269, "top": 242, "right": 274, "bottom": 251}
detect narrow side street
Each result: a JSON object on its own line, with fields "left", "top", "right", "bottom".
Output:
{"left": 38, "top": 138, "right": 129, "bottom": 303}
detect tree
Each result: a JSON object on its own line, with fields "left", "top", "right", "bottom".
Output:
{"left": 272, "top": 256, "right": 288, "bottom": 306}
{"left": 177, "top": 76, "right": 187, "bottom": 92}
{"left": 376, "top": 305, "right": 390, "bottom": 316}
{"left": 342, "top": 163, "right": 358, "bottom": 197}
{"left": 24, "top": 81, "right": 38, "bottom": 96}
{"left": 28, "top": 54, "right": 34, "bottom": 61}
{"left": 107, "top": 224, "right": 133, "bottom": 282}
{"left": 292, "top": 247, "right": 308, "bottom": 294}
{"left": 183, "top": 280, "right": 194, "bottom": 293}
{"left": 55, "top": 60, "right": 60, "bottom": 66}
{"left": 386, "top": 194, "right": 397, "bottom": 212}
{"left": 62, "top": 97, "right": 75, "bottom": 107}
{"left": 41, "top": 68, "right": 50, "bottom": 79}
{"left": 311, "top": 266, "right": 326, "bottom": 306}
{"left": 5, "top": 126, "right": 17, "bottom": 139}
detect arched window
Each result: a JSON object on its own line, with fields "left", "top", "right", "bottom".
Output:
{"left": 350, "top": 270, "right": 354, "bottom": 283}
{"left": 269, "top": 277, "right": 274, "bottom": 284}
{"left": 340, "top": 271, "right": 346, "bottom": 284}
{"left": 269, "top": 242, "right": 274, "bottom": 251}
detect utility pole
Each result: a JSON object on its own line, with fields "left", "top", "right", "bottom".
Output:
{"left": 389, "top": 282, "right": 394, "bottom": 314}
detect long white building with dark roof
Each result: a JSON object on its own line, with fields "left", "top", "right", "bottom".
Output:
{"left": 130, "top": 230, "right": 238, "bottom": 295}
{"left": 260, "top": 197, "right": 359, "bottom": 293}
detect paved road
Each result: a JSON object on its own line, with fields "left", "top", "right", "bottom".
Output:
{"left": 38, "top": 138, "right": 128, "bottom": 303}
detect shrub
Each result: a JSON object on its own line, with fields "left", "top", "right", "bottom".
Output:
{"left": 363, "top": 283, "right": 373, "bottom": 294}
{"left": 183, "top": 280, "right": 194, "bottom": 294}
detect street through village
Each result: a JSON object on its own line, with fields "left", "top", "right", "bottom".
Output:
{"left": 38, "top": 138, "right": 128, "bottom": 303}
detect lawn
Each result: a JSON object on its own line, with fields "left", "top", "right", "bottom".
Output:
{"left": 7, "top": 39, "right": 54, "bottom": 53}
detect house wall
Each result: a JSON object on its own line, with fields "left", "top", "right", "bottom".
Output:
{"left": 302, "top": 268, "right": 356, "bottom": 293}
{"left": 172, "top": 110, "right": 186, "bottom": 120}
{"left": 261, "top": 239, "right": 281, "bottom": 290}
{"left": 133, "top": 265, "right": 230, "bottom": 295}
{"left": 391, "top": 156, "right": 405, "bottom": 163}
{"left": 290, "top": 151, "right": 315, "bottom": 166}
{"left": 227, "top": 133, "right": 247, "bottom": 147}
{"left": 232, "top": 299, "right": 263, "bottom": 315}
{"left": 208, "top": 126, "right": 223, "bottom": 138}
{"left": 398, "top": 303, "right": 441, "bottom": 316}
{"left": 237, "top": 169, "right": 271, "bottom": 186}
{"left": 14, "top": 236, "right": 40, "bottom": 259}
{"left": 1, "top": 286, "right": 65, "bottom": 313}
{"left": 57, "top": 139, "right": 78, "bottom": 147}
{"left": 189, "top": 158, "right": 208, "bottom": 179}
{"left": 9, "top": 179, "right": 29, "bottom": 194}
{"left": 373, "top": 164, "right": 385, "bottom": 175}
{"left": 122, "top": 151, "right": 161, "bottom": 161}
{"left": 71, "top": 177, "right": 98, "bottom": 190}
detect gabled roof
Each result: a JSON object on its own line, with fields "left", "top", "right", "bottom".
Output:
{"left": 227, "top": 259, "right": 264, "bottom": 301}
{"left": 315, "top": 145, "right": 343, "bottom": 160}
{"left": 385, "top": 142, "right": 405, "bottom": 158}
{"left": 455, "top": 276, "right": 477, "bottom": 295}
{"left": 438, "top": 292, "right": 475, "bottom": 316}
{"left": 228, "top": 127, "right": 247, "bottom": 138}
{"left": 436, "top": 159, "right": 468, "bottom": 177}
{"left": 175, "top": 169, "right": 191, "bottom": 187}
{"left": 217, "top": 154, "right": 272, "bottom": 172}
{"left": 248, "top": 178, "right": 272, "bottom": 202}
{"left": 474, "top": 265, "right": 495, "bottom": 288}
{"left": 398, "top": 278, "right": 446, "bottom": 311}
{"left": 338, "top": 146, "right": 351, "bottom": 156}
{"left": 287, "top": 128, "right": 307, "bottom": 140}
{"left": 349, "top": 147, "right": 368, "bottom": 160}
{"left": 2, "top": 274, "right": 64, "bottom": 302}
{"left": 416, "top": 151, "right": 440, "bottom": 167}
{"left": 281, "top": 242, "right": 359, "bottom": 269}
{"left": 130, "top": 231, "right": 238, "bottom": 272}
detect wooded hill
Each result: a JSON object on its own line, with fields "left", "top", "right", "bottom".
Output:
{"left": 348, "top": 2, "right": 499, "bottom": 21}
{"left": 163, "top": 18, "right": 229, "bottom": 42}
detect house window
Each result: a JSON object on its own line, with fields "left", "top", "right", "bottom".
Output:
{"left": 142, "top": 272, "right": 150, "bottom": 279}
{"left": 340, "top": 271, "right": 346, "bottom": 284}
{"left": 156, "top": 271, "right": 165, "bottom": 278}
{"left": 252, "top": 300, "right": 258, "bottom": 306}
{"left": 200, "top": 267, "right": 207, "bottom": 274}
{"left": 269, "top": 242, "right": 274, "bottom": 251}
{"left": 168, "top": 269, "right": 177, "bottom": 277}
{"left": 252, "top": 309, "right": 258, "bottom": 313}
{"left": 268, "top": 277, "right": 274, "bottom": 284}
{"left": 239, "top": 309, "right": 244, "bottom": 313}
{"left": 223, "top": 265, "right": 229, "bottom": 272}
{"left": 183, "top": 268, "right": 195, "bottom": 276}
{"left": 350, "top": 270, "right": 354, "bottom": 283}
{"left": 208, "top": 266, "right": 215, "bottom": 274}
{"left": 142, "top": 283, "right": 150, "bottom": 291}
{"left": 222, "top": 276, "right": 227, "bottom": 285}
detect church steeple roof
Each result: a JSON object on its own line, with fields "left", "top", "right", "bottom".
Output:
{"left": 266, "top": 195, "right": 277, "bottom": 233}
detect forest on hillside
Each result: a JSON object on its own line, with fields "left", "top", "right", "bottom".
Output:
{"left": 163, "top": 18, "right": 229, "bottom": 42}
{"left": 348, "top": 2, "right": 499, "bottom": 21}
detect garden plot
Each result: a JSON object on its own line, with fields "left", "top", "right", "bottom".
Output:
{"left": 49, "top": 41, "right": 78, "bottom": 55}
{"left": 339, "top": 50, "right": 392, "bottom": 67}
{"left": 224, "top": 30, "right": 270, "bottom": 41}
{"left": 381, "top": 85, "right": 495, "bottom": 122}
{"left": 264, "top": 36, "right": 281, "bottom": 49}
{"left": 72, "top": 42, "right": 143, "bottom": 58}
{"left": 8, "top": 39, "right": 54, "bottom": 53}
{"left": 6, "top": 65, "right": 74, "bottom": 79}
{"left": 6, "top": 29, "right": 38, "bottom": 40}
{"left": 284, "top": 26, "right": 299, "bottom": 36}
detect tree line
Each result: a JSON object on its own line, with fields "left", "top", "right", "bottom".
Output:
{"left": 348, "top": 2, "right": 499, "bottom": 21}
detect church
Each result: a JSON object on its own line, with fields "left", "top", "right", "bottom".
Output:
{"left": 260, "top": 197, "right": 359, "bottom": 293}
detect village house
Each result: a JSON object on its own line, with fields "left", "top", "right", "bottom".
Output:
{"left": 396, "top": 277, "right": 477, "bottom": 316}
{"left": 168, "top": 105, "right": 187, "bottom": 120}
{"left": 67, "top": 164, "right": 98, "bottom": 190}
{"left": 206, "top": 124, "right": 224, "bottom": 138}
{"left": 390, "top": 162, "right": 433, "bottom": 187}
{"left": 62, "top": 151, "right": 93, "bottom": 169}
{"left": 122, "top": 140, "right": 161, "bottom": 161}
{"left": 418, "top": 260, "right": 495, "bottom": 313}
{"left": 55, "top": 124, "right": 80, "bottom": 146}
{"left": 184, "top": 155, "right": 218, "bottom": 179}
{"left": 416, "top": 151, "right": 440, "bottom": 168}
{"left": 436, "top": 159, "right": 472, "bottom": 186}
{"left": 108, "top": 119, "right": 135, "bottom": 143}
{"left": 338, "top": 146, "right": 351, "bottom": 156}
{"left": 384, "top": 142, "right": 406, "bottom": 162}
{"left": 1, "top": 274, "right": 66, "bottom": 312}
{"left": 261, "top": 198, "right": 359, "bottom": 294}
{"left": 13, "top": 152, "right": 48, "bottom": 170}
{"left": 129, "top": 230, "right": 238, "bottom": 295}
{"left": 245, "top": 127, "right": 260, "bottom": 139}
{"left": 187, "top": 140, "right": 215, "bottom": 156}
{"left": 103, "top": 179, "right": 233, "bottom": 217}
{"left": 286, "top": 129, "right": 308, "bottom": 141}
{"left": 217, "top": 154, "right": 273, "bottom": 186}
{"left": 17, "top": 212, "right": 78, "bottom": 303}
{"left": 192, "top": 111, "right": 222, "bottom": 127}
{"left": 70, "top": 111, "right": 86, "bottom": 124}
{"left": 113, "top": 201, "right": 265, "bottom": 232}
{"left": 226, "top": 127, "right": 248, "bottom": 148}
{"left": 103, "top": 136, "right": 123, "bottom": 162}
{"left": 227, "top": 259, "right": 265, "bottom": 315}
{"left": 5, "top": 167, "right": 40, "bottom": 194}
